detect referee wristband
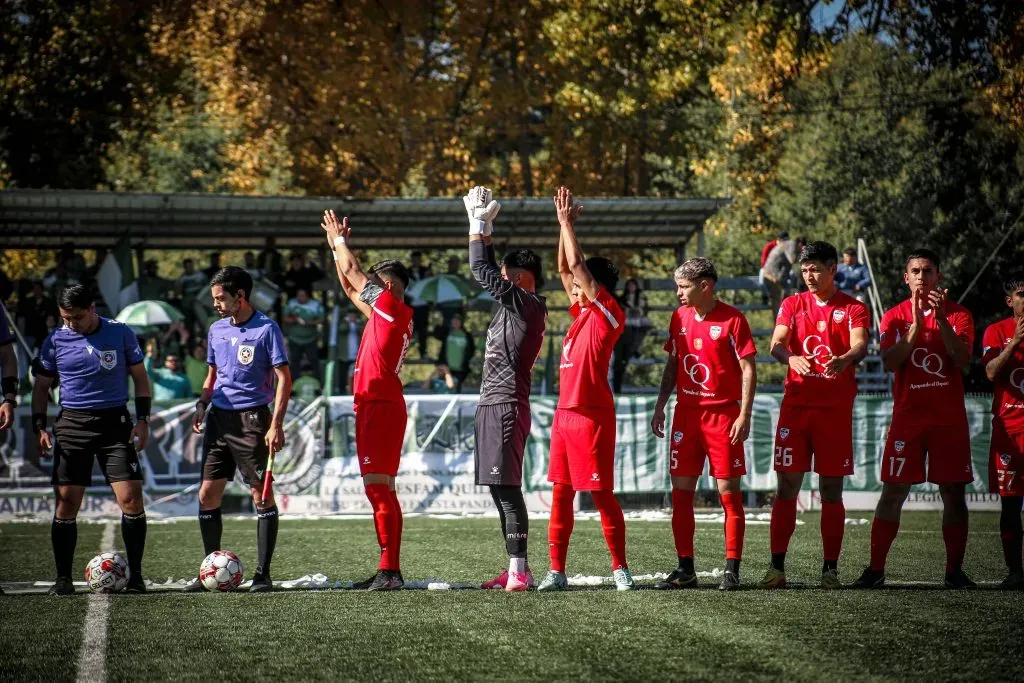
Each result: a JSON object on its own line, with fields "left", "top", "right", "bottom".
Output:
{"left": 135, "top": 396, "right": 151, "bottom": 422}
{"left": 32, "top": 413, "right": 46, "bottom": 434}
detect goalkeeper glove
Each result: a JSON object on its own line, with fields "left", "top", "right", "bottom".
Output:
{"left": 463, "top": 186, "right": 501, "bottom": 236}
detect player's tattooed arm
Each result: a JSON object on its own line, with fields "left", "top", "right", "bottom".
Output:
{"left": 556, "top": 228, "right": 574, "bottom": 300}
{"left": 31, "top": 373, "right": 55, "bottom": 454}
{"left": 651, "top": 355, "right": 677, "bottom": 438}
{"left": 554, "top": 186, "right": 599, "bottom": 302}
{"left": 824, "top": 326, "right": 869, "bottom": 377}
{"left": 730, "top": 356, "right": 756, "bottom": 445}
{"left": 322, "top": 211, "right": 374, "bottom": 319}
{"left": 770, "top": 324, "right": 811, "bottom": 375}
{"left": 985, "top": 317, "right": 1024, "bottom": 381}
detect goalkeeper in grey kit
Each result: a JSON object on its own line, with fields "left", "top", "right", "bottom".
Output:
{"left": 465, "top": 186, "right": 548, "bottom": 592}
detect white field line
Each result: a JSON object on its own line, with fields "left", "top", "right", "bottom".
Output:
{"left": 76, "top": 521, "right": 115, "bottom": 683}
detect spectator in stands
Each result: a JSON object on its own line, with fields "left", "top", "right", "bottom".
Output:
{"left": 283, "top": 251, "right": 326, "bottom": 299}
{"left": 759, "top": 232, "right": 787, "bottom": 305}
{"left": 283, "top": 288, "right": 324, "bottom": 376}
{"left": 175, "top": 258, "right": 208, "bottom": 334}
{"left": 185, "top": 340, "right": 208, "bottom": 397}
{"left": 292, "top": 364, "right": 323, "bottom": 401}
{"left": 423, "top": 364, "right": 457, "bottom": 394}
{"left": 613, "top": 278, "right": 651, "bottom": 393}
{"left": 439, "top": 256, "right": 466, "bottom": 327}
{"left": 836, "top": 247, "right": 871, "bottom": 303}
{"left": 138, "top": 259, "right": 172, "bottom": 301}
{"left": 16, "top": 280, "right": 58, "bottom": 351}
{"left": 144, "top": 340, "right": 192, "bottom": 400}
{"left": 203, "top": 252, "right": 222, "bottom": 280}
{"left": 160, "top": 319, "right": 190, "bottom": 360}
{"left": 408, "top": 250, "right": 433, "bottom": 357}
{"left": 243, "top": 251, "right": 263, "bottom": 281}
{"left": 257, "top": 237, "right": 284, "bottom": 284}
{"left": 763, "top": 235, "right": 805, "bottom": 314}
{"left": 435, "top": 314, "right": 474, "bottom": 392}
{"left": 43, "top": 245, "right": 84, "bottom": 299}
{"left": 338, "top": 309, "right": 363, "bottom": 395}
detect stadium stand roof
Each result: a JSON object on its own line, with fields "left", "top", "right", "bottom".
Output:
{"left": 0, "top": 189, "right": 729, "bottom": 250}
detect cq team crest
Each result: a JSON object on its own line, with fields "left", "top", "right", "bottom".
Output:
{"left": 779, "top": 428, "right": 789, "bottom": 441}
{"left": 99, "top": 350, "right": 117, "bottom": 370}
{"left": 694, "top": 338, "right": 703, "bottom": 350}
{"left": 1000, "top": 453, "right": 1012, "bottom": 466}
{"left": 709, "top": 325, "right": 722, "bottom": 341}
{"left": 672, "top": 431, "right": 683, "bottom": 444}
{"left": 817, "top": 320, "right": 827, "bottom": 332}
{"left": 895, "top": 440, "right": 905, "bottom": 453}
{"left": 237, "top": 344, "right": 255, "bottom": 366}
{"left": 832, "top": 309, "right": 845, "bottom": 324}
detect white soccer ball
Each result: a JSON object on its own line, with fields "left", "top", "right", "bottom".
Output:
{"left": 85, "top": 551, "right": 130, "bottom": 594}
{"left": 200, "top": 550, "right": 244, "bottom": 592}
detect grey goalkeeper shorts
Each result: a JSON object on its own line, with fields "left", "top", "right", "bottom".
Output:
{"left": 474, "top": 402, "right": 531, "bottom": 486}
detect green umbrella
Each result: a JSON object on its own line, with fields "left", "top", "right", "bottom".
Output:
{"left": 115, "top": 300, "right": 186, "bottom": 327}
{"left": 406, "top": 275, "right": 472, "bottom": 304}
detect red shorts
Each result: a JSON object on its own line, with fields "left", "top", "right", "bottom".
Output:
{"left": 355, "top": 400, "right": 408, "bottom": 476}
{"left": 773, "top": 401, "right": 854, "bottom": 477}
{"left": 989, "top": 421, "right": 1024, "bottom": 497}
{"left": 882, "top": 413, "right": 973, "bottom": 485}
{"left": 548, "top": 407, "right": 616, "bottom": 491}
{"left": 670, "top": 403, "right": 746, "bottom": 480}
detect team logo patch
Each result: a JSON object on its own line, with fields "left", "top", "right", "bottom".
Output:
{"left": 672, "top": 431, "right": 683, "bottom": 444}
{"left": 491, "top": 466, "right": 500, "bottom": 475}
{"left": 99, "top": 350, "right": 117, "bottom": 370}
{"left": 832, "top": 309, "right": 845, "bottom": 324}
{"left": 694, "top": 338, "right": 703, "bottom": 350}
{"left": 237, "top": 345, "right": 255, "bottom": 366}
{"left": 591, "top": 472, "right": 600, "bottom": 481}
{"left": 709, "top": 325, "right": 722, "bottom": 341}
{"left": 817, "top": 320, "right": 827, "bottom": 332}
{"left": 1000, "top": 453, "right": 1012, "bottom": 466}
{"left": 779, "top": 428, "right": 789, "bottom": 441}
{"left": 895, "top": 440, "right": 905, "bottom": 453}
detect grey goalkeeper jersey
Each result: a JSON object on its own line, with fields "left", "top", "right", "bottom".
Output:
{"left": 470, "top": 240, "right": 547, "bottom": 406}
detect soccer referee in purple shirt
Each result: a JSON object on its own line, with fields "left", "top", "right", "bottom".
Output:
{"left": 32, "top": 284, "right": 153, "bottom": 595}
{"left": 186, "top": 267, "right": 292, "bottom": 593}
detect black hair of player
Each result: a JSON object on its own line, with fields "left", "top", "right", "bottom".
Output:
{"left": 586, "top": 256, "right": 619, "bottom": 292}
{"left": 58, "top": 284, "right": 93, "bottom": 310}
{"left": 502, "top": 249, "right": 544, "bottom": 288}
{"left": 1002, "top": 272, "right": 1024, "bottom": 295}
{"left": 209, "top": 266, "right": 254, "bottom": 300}
{"left": 798, "top": 241, "right": 838, "bottom": 266}
{"left": 906, "top": 248, "right": 941, "bottom": 270}
{"left": 843, "top": 247, "right": 857, "bottom": 257}
{"left": 370, "top": 259, "right": 410, "bottom": 288}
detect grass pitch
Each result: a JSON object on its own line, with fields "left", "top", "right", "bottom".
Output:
{"left": 1, "top": 511, "right": 1022, "bottom": 682}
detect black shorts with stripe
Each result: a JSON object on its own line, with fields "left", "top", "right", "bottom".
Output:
{"left": 201, "top": 406, "right": 271, "bottom": 489}
{"left": 474, "top": 402, "right": 531, "bottom": 486}
{"left": 52, "top": 407, "right": 142, "bottom": 486}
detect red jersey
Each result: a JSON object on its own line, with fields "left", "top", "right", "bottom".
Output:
{"left": 353, "top": 284, "right": 413, "bottom": 405}
{"left": 982, "top": 317, "right": 1024, "bottom": 434}
{"left": 558, "top": 287, "right": 625, "bottom": 411}
{"left": 879, "top": 298, "right": 973, "bottom": 424}
{"left": 776, "top": 290, "right": 870, "bottom": 408}
{"left": 664, "top": 301, "right": 757, "bottom": 407}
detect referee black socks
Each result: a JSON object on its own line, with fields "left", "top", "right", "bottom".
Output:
{"left": 198, "top": 507, "right": 223, "bottom": 557}
{"left": 51, "top": 517, "right": 77, "bottom": 579}
{"left": 256, "top": 506, "right": 279, "bottom": 576}
{"left": 121, "top": 511, "right": 147, "bottom": 578}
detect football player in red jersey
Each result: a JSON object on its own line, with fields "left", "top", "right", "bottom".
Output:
{"left": 323, "top": 210, "right": 413, "bottom": 591}
{"left": 981, "top": 273, "right": 1024, "bottom": 588}
{"left": 651, "top": 257, "right": 757, "bottom": 591}
{"left": 538, "top": 186, "right": 632, "bottom": 592}
{"left": 759, "top": 241, "right": 869, "bottom": 589}
{"left": 854, "top": 249, "right": 976, "bottom": 589}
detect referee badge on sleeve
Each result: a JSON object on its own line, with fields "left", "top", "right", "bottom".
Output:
{"left": 237, "top": 345, "right": 255, "bottom": 366}
{"left": 100, "top": 350, "right": 118, "bottom": 370}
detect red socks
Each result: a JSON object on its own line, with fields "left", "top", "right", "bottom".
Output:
{"left": 591, "top": 490, "right": 628, "bottom": 570}
{"left": 671, "top": 489, "right": 695, "bottom": 558}
{"left": 769, "top": 496, "right": 798, "bottom": 555}
{"left": 365, "top": 483, "right": 401, "bottom": 571}
{"left": 820, "top": 501, "right": 845, "bottom": 562}
{"left": 869, "top": 517, "right": 900, "bottom": 571}
{"left": 942, "top": 521, "right": 968, "bottom": 573}
{"left": 720, "top": 491, "right": 745, "bottom": 560}
{"left": 548, "top": 483, "right": 575, "bottom": 573}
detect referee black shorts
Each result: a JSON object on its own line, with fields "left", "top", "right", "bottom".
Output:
{"left": 474, "top": 402, "right": 531, "bottom": 486}
{"left": 52, "top": 407, "right": 142, "bottom": 487}
{"left": 202, "top": 406, "right": 271, "bottom": 489}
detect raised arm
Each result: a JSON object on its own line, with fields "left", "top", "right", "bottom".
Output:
{"left": 556, "top": 229, "right": 574, "bottom": 299}
{"left": 554, "top": 187, "right": 599, "bottom": 302}
{"left": 322, "top": 210, "right": 373, "bottom": 319}
{"left": 465, "top": 186, "right": 531, "bottom": 311}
